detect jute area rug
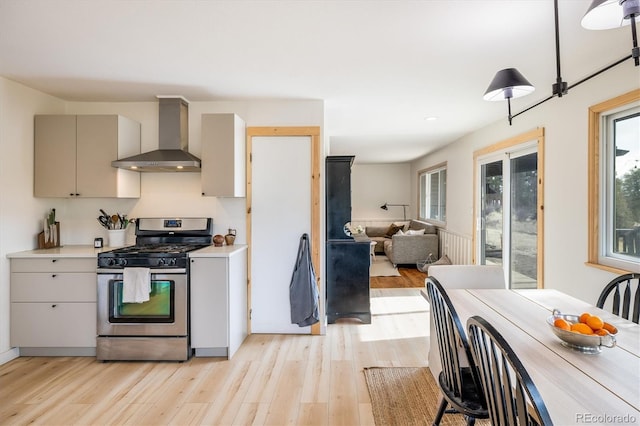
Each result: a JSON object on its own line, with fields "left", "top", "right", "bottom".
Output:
{"left": 364, "top": 367, "right": 490, "bottom": 426}
{"left": 370, "top": 255, "right": 401, "bottom": 277}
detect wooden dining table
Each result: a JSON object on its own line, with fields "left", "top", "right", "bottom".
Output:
{"left": 429, "top": 288, "right": 640, "bottom": 425}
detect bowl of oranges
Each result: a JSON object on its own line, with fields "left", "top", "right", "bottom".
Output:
{"left": 547, "top": 309, "right": 618, "bottom": 353}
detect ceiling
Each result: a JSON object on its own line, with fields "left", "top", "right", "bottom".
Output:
{"left": 0, "top": 0, "right": 635, "bottom": 163}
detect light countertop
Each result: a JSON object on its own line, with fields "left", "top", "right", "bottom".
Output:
{"left": 7, "top": 245, "right": 109, "bottom": 258}
{"left": 7, "top": 244, "right": 248, "bottom": 259}
{"left": 188, "top": 244, "right": 248, "bottom": 257}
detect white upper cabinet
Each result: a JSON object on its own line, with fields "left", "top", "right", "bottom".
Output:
{"left": 201, "top": 113, "right": 246, "bottom": 197}
{"left": 34, "top": 115, "right": 141, "bottom": 198}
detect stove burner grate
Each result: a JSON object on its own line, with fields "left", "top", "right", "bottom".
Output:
{"left": 103, "top": 244, "right": 208, "bottom": 256}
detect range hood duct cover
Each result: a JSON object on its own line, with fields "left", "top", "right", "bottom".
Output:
{"left": 112, "top": 97, "right": 201, "bottom": 172}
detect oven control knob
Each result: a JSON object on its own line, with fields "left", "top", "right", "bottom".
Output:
{"left": 108, "top": 258, "right": 117, "bottom": 266}
{"left": 118, "top": 258, "right": 127, "bottom": 267}
{"left": 157, "top": 258, "right": 166, "bottom": 267}
{"left": 169, "top": 258, "right": 177, "bottom": 266}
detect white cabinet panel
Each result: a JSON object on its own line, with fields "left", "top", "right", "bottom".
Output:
{"left": 190, "top": 249, "right": 247, "bottom": 359}
{"left": 34, "top": 115, "right": 77, "bottom": 197}
{"left": 11, "top": 258, "right": 95, "bottom": 273}
{"left": 10, "top": 257, "right": 97, "bottom": 352}
{"left": 201, "top": 113, "right": 246, "bottom": 197}
{"left": 190, "top": 257, "right": 228, "bottom": 349}
{"left": 11, "top": 273, "right": 96, "bottom": 302}
{"left": 228, "top": 250, "right": 248, "bottom": 357}
{"left": 11, "top": 303, "right": 97, "bottom": 347}
{"left": 34, "top": 114, "right": 140, "bottom": 198}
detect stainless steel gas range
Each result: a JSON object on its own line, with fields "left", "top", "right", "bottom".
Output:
{"left": 96, "top": 217, "right": 213, "bottom": 361}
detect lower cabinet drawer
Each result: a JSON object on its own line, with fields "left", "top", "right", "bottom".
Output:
{"left": 11, "top": 258, "right": 96, "bottom": 273}
{"left": 11, "top": 273, "right": 96, "bottom": 302}
{"left": 10, "top": 302, "right": 97, "bottom": 348}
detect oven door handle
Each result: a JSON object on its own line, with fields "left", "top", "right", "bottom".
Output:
{"left": 96, "top": 268, "right": 187, "bottom": 274}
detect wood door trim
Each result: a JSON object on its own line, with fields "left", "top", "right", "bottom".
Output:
{"left": 246, "top": 127, "right": 322, "bottom": 335}
{"left": 472, "top": 127, "right": 545, "bottom": 288}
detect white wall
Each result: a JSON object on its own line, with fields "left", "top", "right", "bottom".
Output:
{"left": 410, "top": 62, "right": 640, "bottom": 304}
{"left": 351, "top": 163, "right": 412, "bottom": 222}
{"left": 0, "top": 78, "right": 325, "bottom": 362}
{"left": 0, "top": 78, "right": 67, "bottom": 363}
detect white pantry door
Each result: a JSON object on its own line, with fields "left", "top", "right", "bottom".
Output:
{"left": 251, "top": 135, "right": 312, "bottom": 333}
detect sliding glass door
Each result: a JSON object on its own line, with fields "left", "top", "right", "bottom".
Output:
{"left": 477, "top": 144, "right": 539, "bottom": 289}
{"left": 510, "top": 152, "right": 538, "bottom": 288}
{"left": 479, "top": 159, "right": 504, "bottom": 267}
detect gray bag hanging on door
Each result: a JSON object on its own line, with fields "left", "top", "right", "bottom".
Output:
{"left": 290, "top": 233, "right": 319, "bottom": 327}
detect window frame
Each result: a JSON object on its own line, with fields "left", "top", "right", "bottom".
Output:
{"left": 418, "top": 162, "right": 447, "bottom": 225}
{"left": 587, "top": 89, "right": 640, "bottom": 273}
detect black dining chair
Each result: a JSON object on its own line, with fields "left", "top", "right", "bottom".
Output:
{"left": 426, "top": 278, "right": 489, "bottom": 425}
{"left": 596, "top": 273, "right": 639, "bottom": 324}
{"left": 467, "top": 315, "right": 553, "bottom": 426}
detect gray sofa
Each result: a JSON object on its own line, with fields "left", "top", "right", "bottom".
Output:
{"left": 365, "top": 219, "right": 438, "bottom": 266}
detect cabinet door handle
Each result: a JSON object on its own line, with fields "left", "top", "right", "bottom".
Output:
{"left": 51, "top": 259, "right": 57, "bottom": 263}
{"left": 51, "top": 304, "right": 57, "bottom": 308}
{"left": 51, "top": 274, "right": 57, "bottom": 278}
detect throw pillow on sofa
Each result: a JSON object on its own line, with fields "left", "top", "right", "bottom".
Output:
{"left": 385, "top": 224, "right": 403, "bottom": 237}
{"left": 406, "top": 229, "right": 425, "bottom": 235}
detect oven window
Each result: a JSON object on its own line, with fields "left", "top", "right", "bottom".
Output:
{"left": 109, "top": 280, "right": 175, "bottom": 323}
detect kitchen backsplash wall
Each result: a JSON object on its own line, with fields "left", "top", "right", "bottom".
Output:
{"left": 50, "top": 173, "right": 246, "bottom": 246}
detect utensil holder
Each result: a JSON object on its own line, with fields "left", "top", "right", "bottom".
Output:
{"left": 108, "top": 229, "right": 127, "bottom": 247}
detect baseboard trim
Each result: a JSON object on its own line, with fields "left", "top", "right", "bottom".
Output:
{"left": 0, "top": 347, "right": 20, "bottom": 365}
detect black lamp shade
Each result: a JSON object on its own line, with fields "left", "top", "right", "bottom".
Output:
{"left": 582, "top": 0, "right": 640, "bottom": 30}
{"left": 483, "top": 68, "right": 535, "bottom": 101}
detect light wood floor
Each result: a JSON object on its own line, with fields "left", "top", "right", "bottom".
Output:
{"left": 0, "top": 288, "right": 430, "bottom": 426}
{"left": 370, "top": 265, "right": 428, "bottom": 289}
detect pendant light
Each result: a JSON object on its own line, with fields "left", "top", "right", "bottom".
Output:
{"left": 582, "top": 0, "right": 640, "bottom": 29}
{"left": 483, "top": 68, "right": 535, "bottom": 125}
{"left": 485, "top": 0, "right": 639, "bottom": 126}
{"left": 582, "top": 0, "right": 639, "bottom": 66}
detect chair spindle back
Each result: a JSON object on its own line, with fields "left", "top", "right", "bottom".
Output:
{"left": 596, "top": 273, "right": 639, "bottom": 324}
{"left": 426, "top": 278, "right": 480, "bottom": 402}
{"left": 467, "top": 315, "right": 553, "bottom": 426}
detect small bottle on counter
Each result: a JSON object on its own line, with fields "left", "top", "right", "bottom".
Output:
{"left": 224, "top": 228, "right": 236, "bottom": 246}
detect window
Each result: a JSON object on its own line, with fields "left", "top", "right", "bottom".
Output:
{"left": 588, "top": 90, "right": 640, "bottom": 272}
{"left": 419, "top": 164, "right": 446, "bottom": 223}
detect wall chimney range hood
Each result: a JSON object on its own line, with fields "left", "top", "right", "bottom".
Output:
{"left": 112, "top": 96, "right": 201, "bottom": 172}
